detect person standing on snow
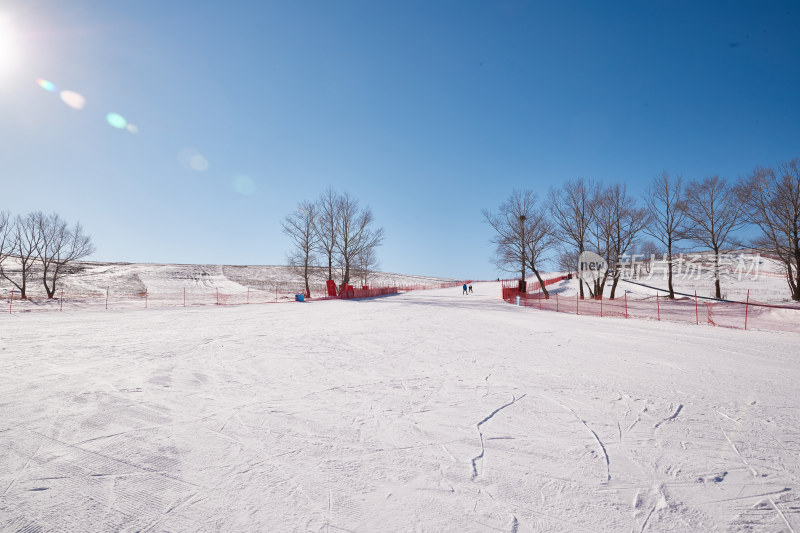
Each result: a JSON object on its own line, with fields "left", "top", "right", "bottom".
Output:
{"left": 469, "top": 284, "right": 473, "bottom": 293}
{"left": 462, "top": 283, "right": 468, "bottom": 295}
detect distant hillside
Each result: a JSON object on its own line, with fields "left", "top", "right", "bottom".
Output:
{"left": 0, "top": 258, "right": 458, "bottom": 300}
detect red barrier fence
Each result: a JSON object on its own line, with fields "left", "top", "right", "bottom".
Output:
{"left": 502, "top": 277, "right": 800, "bottom": 335}
{"left": 2, "top": 280, "right": 466, "bottom": 314}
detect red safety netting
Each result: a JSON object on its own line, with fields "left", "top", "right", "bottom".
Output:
{"left": 1, "top": 279, "right": 472, "bottom": 314}
{"left": 502, "top": 277, "right": 800, "bottom": 334}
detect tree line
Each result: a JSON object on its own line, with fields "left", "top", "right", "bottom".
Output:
{"left": 282, "top": 188, "right": 384, "bottom": 297}
{"left": 483, "top": 158, "right": 800, "bottom": 301}
{"left": 0, "top": 211, "right": 95, "bottom": 299}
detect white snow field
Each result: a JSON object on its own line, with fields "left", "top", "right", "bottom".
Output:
{"left": 1, "top": 282, "right": 799, "bottom": 532}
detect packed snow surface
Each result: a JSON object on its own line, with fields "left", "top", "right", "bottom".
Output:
{"left": 1, "top": 283, "right": 798, "bottom": 531}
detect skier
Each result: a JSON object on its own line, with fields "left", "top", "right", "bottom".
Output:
{"left": 468, "top": 284, "right": 473, "bottom": 293}
{"left": 462, "top": 283, "right": 468, "bottom": 295}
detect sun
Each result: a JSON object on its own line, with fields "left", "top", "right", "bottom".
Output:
{"left": 0, "top": 12, "right": 21, "bottom": 75}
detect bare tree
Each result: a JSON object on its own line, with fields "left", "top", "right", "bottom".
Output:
{"left": 586, "top": 185, "right": 612, "bottom": 298}
{"left": 524, "top": 205, "right": 558, "bottom": 298}
{"left": 315, "top": 187, "right": 340, "bottom": 284}
{"left": 0, "top": 210, "right": 12, "bottom": 271}
{"left": 634, "top": 240, "right": 662, "bottom": 276}
{"left": 282, "top": 201, "right": 318, "bottom": 297}
{"left": 644, "top": 172, "right": 687, "bottom": 299}
{"left": 550, "top": 179, "right": 595, "bottom": 299}
{"left": 482, "top": 190, "right": 556, "bottom": 296}
{"left": 683, "top": 175, "right": 745, "bottom": 298}
{"left": 482, "top": 190, "right": 534, "bottom": 287}
{"left": 742, "top": 159, "right": 800, "bottom": 300}
{"left": 0, "top": 212, "right": 43, "bottom": 299}
{"left": 606, "top": 184, "right": 650, "bottom": 299}
{"left": 354, "top": 245, "right": 380, "bottom": 286}
{"left": 335, "top": 193, "right": 384, "bottom": 287}
{"left": 35, "top": 213, "right": 95, "bottom": 298}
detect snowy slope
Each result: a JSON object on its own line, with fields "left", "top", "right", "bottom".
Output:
{"left": 0, "top": 258, "right": 459, "bottom": 305}
{"left": 1, "top": 283, "right": 798, "bottom": 531}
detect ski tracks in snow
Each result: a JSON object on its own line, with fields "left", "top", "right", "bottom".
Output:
{"left": 540, "top": 394, "right": 611, "bottom": 483}
{"left": 470, "top": 394, "right": 526, "bottom": 480}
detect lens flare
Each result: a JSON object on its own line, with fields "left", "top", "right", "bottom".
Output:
{"left": 189, "top": 154, "right": 209, "bottom": 171}
{"left": 37, "top": 78, "right": 57, "bottom": 92}
{"left": 106, "top": 113, "right": 127, "bottom": 129}
{"left": 60, "top": 90, "right": 86, "bottom": 110}
{"left": 178, "top": 148, "right": 209, "bottom": 172}
{"left": 233, "top": 175, "right": 256, "bottom": 196}
{"left": 126, "top": 124, "right": 139, "bottom": 134}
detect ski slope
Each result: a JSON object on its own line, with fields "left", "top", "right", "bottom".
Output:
{"left": 1, "top": 283, "right": 798, "bottom": 532}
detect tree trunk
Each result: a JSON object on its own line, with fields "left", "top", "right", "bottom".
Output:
{"left": 304, "top": 262, "right": 311, "bottom": 298}
{"left": 609, "top": 270, "right": 620, "bottom": 299}
{"left": 713, "top": 250, "right": 721, "bottom": 299}
{"left": 793, "top": 243, "right": 800, "bottom": 301}
{"left": 531, "top": 267, "right": 549, "bottom": 298}
{"left": 667, "top": 245, "right": 675, "bottom": 299}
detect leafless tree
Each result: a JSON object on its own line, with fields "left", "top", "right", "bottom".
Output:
{"left": 644, "top": 172, "right": 687, "bottom": 299}
{"left": 335, "top": 193, "right": 384, "bottom": 287}
{"left": 315, "top": 187, "right": 340, "bottom": 284}
{"left": 742, "top": 159, "right": 800, "bottom": 300}
{"left": 34, "top": 213, "right": 95, "bottom": 298}
{"left": 483, "top": 190, "right": 532, "bottom": 285}
{"left": 586, "top": 185, "right": 612, "bottom": 298}
{"left": 550, "top": 179, "right": 596, "bottom": 299}
{"left": 354, "top": 245, "right": 380, "bottom": 286}
{"left": 0, "top": 210, "right": 12, "bottom": 271}
{"left": 482, "top": 190, "right": 556, "bottom": 296}
{"left": 634, "top": 240, "right": 662, "bottom": 276}
{"left": 282, "top": 201, "right": 318, "bottom": 297}
{"left": 0, "top": 212, "right": 43, "bottom": 299}
{"left": 683, "top": 175, "right": 746, "bottom": 299}
{"left": 605, "top": 184, "right": 650, "bottom": 299}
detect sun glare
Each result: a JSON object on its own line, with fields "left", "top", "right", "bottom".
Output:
{"left": 0, "top": 13, "right": 21, "bottom": 75}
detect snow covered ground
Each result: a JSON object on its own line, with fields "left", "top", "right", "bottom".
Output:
{"left": 1, "top": 282, "right": 798, "bottom": 531}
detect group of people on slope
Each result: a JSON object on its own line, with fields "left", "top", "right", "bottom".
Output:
{"left": 462, "top": 283, "right": 473, "bottom": 295}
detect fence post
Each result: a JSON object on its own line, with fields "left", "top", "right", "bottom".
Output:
{"left": 216, "top": 288, "right": 219, "bottom": 306}
{"left": 275, "top": 286, "right": 278, "bottom": 302}
{"left": 656, "top": 293, "right": 660, "bottom": 321}
{"left": 247, "top": 287, "right": 250, "bottom": 305}
{"left": 106, "top": 288, "right": 109, "bottom": 310}
{"left": 625, "top": 292, "right": 628, "bottom": 319}
{"left": 9, "top": 290, "right": 13, "bottom": 314}
{"left": 744, "top": 290, "right": 750, "bottom": 330}
{"left": 145, "top": 288, "right": 148, "bottom": 309}
{"left": 694, "top": 291, "right": 699, "bottom": 325}
{"left": 60, "top": 289, "right": 63, "bottom": 312}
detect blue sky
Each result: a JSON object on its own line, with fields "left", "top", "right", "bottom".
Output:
{"left": 1, "top": 1, "right": 798, "bottom": 279}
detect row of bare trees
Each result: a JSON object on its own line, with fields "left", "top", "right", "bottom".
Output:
{"left": 484, "top": 158, "right": 800, "bottom": 301}
{"left": 0, "top": 211, "right": 95, "bottom": 299}
{"left": 282, "top": 188, "right": 384, "bottom": 297}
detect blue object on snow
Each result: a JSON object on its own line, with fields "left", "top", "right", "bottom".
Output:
{"left": 295, "top": 294, "right": 305, "bottom": 302}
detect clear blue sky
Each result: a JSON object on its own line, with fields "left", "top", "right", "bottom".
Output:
{"left": 1, "top": 1, "right": 799, "bottom": 279}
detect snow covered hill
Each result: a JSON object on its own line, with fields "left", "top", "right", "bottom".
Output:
{"left": 0, "top": 258, "right": 459, "bottom": 308}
